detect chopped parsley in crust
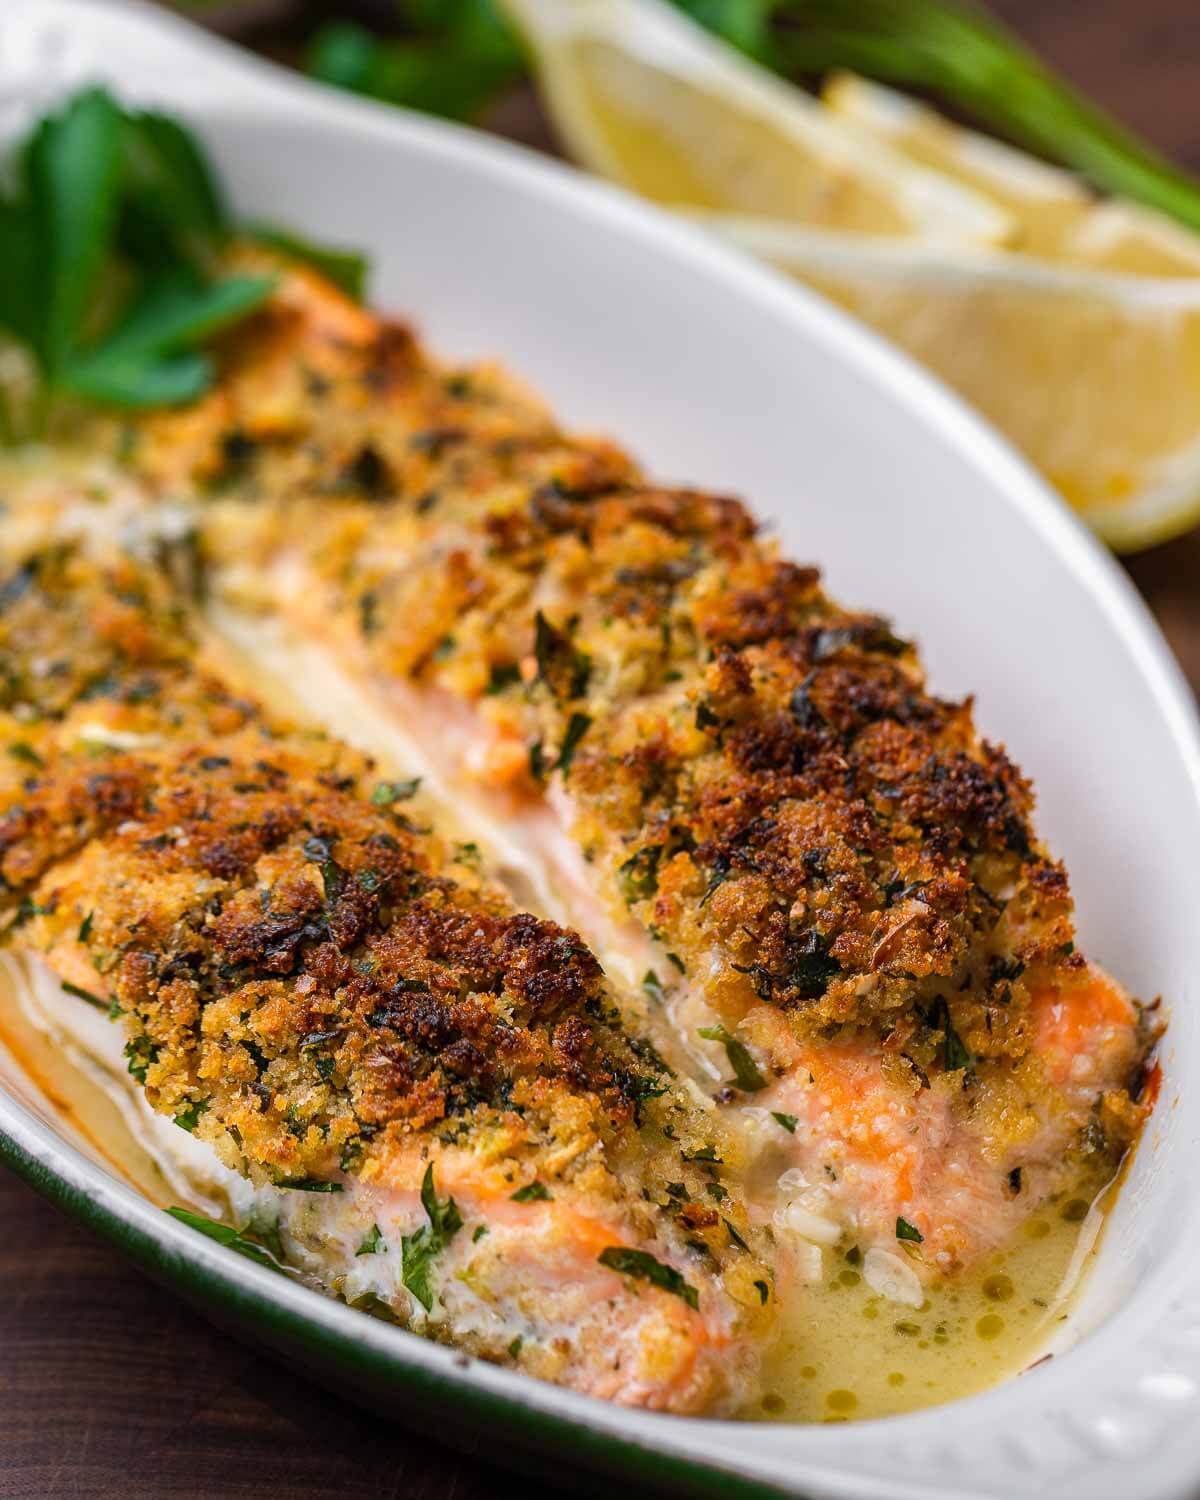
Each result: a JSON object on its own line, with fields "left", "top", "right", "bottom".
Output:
{"left": 105, "top": 258, "right": 1152, "bottom": 1155}
{"left": 0, "top": 550, "right": 772, "bottom": 1408}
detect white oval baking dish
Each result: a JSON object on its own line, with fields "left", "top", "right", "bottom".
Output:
{"left": 1, "top": 4, "right": 1198, "bottom": 1497}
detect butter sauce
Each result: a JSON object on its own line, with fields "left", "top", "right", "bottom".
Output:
{"left": 747, "top": 1177, "right": 1107, "bottom": 1420}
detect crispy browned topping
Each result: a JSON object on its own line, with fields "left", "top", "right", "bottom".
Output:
{"left": 0, "top": 552, "right": 753, "bottom": 1262}
{"left": 112, "top": 263, "right": 1112, "bottom": 1095}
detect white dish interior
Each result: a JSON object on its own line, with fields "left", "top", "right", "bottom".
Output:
{"left": 1, "top": 4, "right": 1199, "bottom": 1497}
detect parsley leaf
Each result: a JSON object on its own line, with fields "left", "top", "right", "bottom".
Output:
{"left": 172, "top": 1099, "right": 209, "bottom": 1133}
{"left": 166, "top": 1206, "right": 283, "bottom": 1272}
{"left": 771, "top": 1111, "right": 798, "bottom": 1134}
{"left": 597, "top": 1247, "right": 700, "bottom": 1310}
{"left": 723, "top": 1216, "right": 750, "bottom": 1251}
{"left": 510, "top": 1181, "right": 553, "bottom": 1202}
{"left": 277, "top": 1177, "right": 343, "bottom": 1193}
{"left": 401, "top": 1164, "right": 463, "bottom": 1311}
{"left": 618, "top": 844, "right": 661, "bottom": 904}
{"left": 24, "top": 88, "right": 124, "bottom": 378}
{"left": 307, "top": 5, "right": 524, "bottom": 125}
{"left": 557, "top": 711, "right": 591, "bottom": 777}
{"left": 245, "top": 224, "right": 368, "bottom": 303}
{"left": 62, "top": 269, "right": 274, "bottom": 408}
{"left": 927, "top": 995, "right": 973, "bottom": 1074}
{"left": 356, "top": 1223, "right": 386, "bottom": 1256}
{"left": 697, "top": 1024, "right": 768, "bottom": 1092}
{"left": 896, "top": 1216, "right": 924, "bottom": 1243}
{"left": 643, "top": 969, "right": 665, "bottom": 1003}
{"left": 124, "top": 1035, "right": 158, "bottom": 1083}
{"left": 943, "top": 1018, "right": 973, "bottom": 1072}
{"left": 533, "top": 610, "right": 591, "bottom": 700}
{"left": 371, "top": 777, "right": 422, "bottom": 805}
{"left": 118, "top": 108, "right": 226, "bottom": 268}
{"left": 61, "top": 979, "right": 107, "bottom": 1010}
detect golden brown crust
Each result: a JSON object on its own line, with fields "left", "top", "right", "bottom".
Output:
{"left": 110, "top": 264, "right": 1116, "bottom": 1097}
{"left": 0, "top": 552, "right": 751, "bottom": 1263}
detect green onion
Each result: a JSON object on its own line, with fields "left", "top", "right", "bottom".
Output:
{"left": 767, "top": 0, "right": 1200, "bottom": 232}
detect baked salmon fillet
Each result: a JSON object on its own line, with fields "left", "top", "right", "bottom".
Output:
{"left": 0, "top": 543, "right": 773, "bottom": 1413}
{"left": 12, "top": 251, "right": 1157, "bottom": 1307}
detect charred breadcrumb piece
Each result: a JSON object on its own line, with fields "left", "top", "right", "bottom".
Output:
{"left": 116, "top": 258, "right": 1149, "bottom": 1131}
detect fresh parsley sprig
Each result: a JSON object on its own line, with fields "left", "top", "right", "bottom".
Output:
{"left": 0, "top": 88, "right": 274, "bottom": 436}
{"left": 0, "top": 87, "right": 367, "bottom": 443}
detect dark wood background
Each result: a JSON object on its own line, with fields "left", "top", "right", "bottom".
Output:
{"left": 2, "top": 5, "right": 1198, "bottom": 1497}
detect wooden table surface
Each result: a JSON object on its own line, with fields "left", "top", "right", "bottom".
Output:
{"left": 2, "top": 4, "right": 1198, "bottom": 1497}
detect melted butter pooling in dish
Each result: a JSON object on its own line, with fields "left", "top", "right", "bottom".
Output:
{"left": 752, "top": 1178, "right": 1107, "bottom": 1420}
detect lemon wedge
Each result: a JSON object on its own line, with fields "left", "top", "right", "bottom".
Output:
{"left": 694, "top": 215, "right": 1200, "bottom": 550}
{"left": 505, "top": 0, "right": 1200, "bottom": 548}
{"left": 825, "top": 73, "right": 1200, "bottom": 278}
{"left": 500, "top": 0, "right": 1012, "bottom": 245}
{"left": 1063, "top": 201, "right": 1200, "bottom": 278}
{"left": 822, "top": 73, "right": 1091, "bottom": 257}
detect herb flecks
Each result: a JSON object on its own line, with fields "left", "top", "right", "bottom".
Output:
{"left": 62, "top": 979, "right": 107, "bottom": 1010}
{"left": 172, "top": 1099, "right": 209, "bottom": 1133}
{"left": 556, "top": 712, "right": 591, "bottom": 777}
{"left": 618, "top": 845, "right": 661, "bottom": 905}
{"left": 371, "top": 778, "right": 420, "bottom": 806}
{"left": 278, "top": 1177, "right": 343, "bottom": 1193}
{"left": 533, "top": 610, "right": 591, "bottom": 700}
{"left": 927, "top": 995, "right": 973, "bottom": 1075}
